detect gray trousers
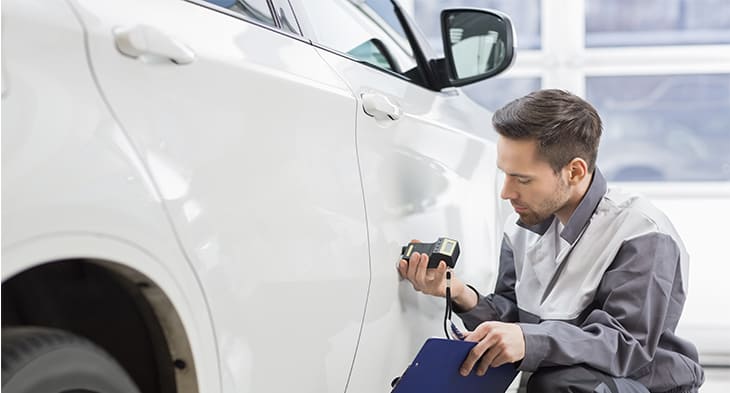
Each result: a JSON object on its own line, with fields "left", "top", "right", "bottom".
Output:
{"left": 519, "top": 366, "right": 649, "bottom": 393}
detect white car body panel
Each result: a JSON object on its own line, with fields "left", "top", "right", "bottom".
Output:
{"left": 3, "top": 0, "right": 507, "bottom": 390}
{"left": 314, "top": 48, "right": 505, "bottom": 391}
{"left": 68, "top": 0, "right": 370, "bottom": 391}
{"left": 1, "top": 0, "right": 220, "bottom": 391}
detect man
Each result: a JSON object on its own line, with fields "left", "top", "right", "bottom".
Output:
{"left": 398, "top": 89, "right": 704, "bottom": 393}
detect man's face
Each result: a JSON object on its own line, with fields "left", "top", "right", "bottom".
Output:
{"left": 497, "top": 136, "right": 571, "bottom": 226}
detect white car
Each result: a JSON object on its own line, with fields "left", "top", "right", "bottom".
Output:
{"left": 1, "top": 0, "right": 515, "bottom": 392}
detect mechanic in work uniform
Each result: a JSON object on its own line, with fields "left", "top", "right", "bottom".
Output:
{"left": 399, "top": 89, "right": 704, "bottom": 392}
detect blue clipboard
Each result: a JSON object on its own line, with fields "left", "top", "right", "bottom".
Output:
{"left": 391, "top": 338, "right": 519, "bottom": 393}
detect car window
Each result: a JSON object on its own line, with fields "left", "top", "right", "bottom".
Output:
{"left": 202, "top": 0, "right": 277, "bottom": 28}
{"left": 270, "top": 0, "right": 301, "bottom": 35}
{"left": 297, "top": 0, "right": 419, "bottom": 80}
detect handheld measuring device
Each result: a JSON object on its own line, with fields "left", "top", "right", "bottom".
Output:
{"left": 400, "top": 237, "right": 460, "bottom": 269}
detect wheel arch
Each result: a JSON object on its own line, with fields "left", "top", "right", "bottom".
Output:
{"left": 2, "top": 233, "right": 217, "bottom": 393}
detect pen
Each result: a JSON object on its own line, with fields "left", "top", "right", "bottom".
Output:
{"left": 450, "top": 321, "right": 466, "bottom": 340}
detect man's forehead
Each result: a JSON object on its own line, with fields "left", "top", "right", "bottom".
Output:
{"left": 497, "top": 137, "right": 557, "bottom": 178}
{"left": 497, "top": 136, "right": 540, "bottom": 170}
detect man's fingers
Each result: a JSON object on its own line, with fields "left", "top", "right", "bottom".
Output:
{"left": 414, "top": 253, "right": 429, "bottom": 287}
{"left": 460, "top": 322, "right": 525, "bottom": 376}
{"left": 465, "top": 322, "right": 492, "bottom": 343}
{"left": 399, "top": 249, "right": 450, "bottom": 297}
{"left": 459, "top": 344, "right": 485, "bottom": 376}
{"left": 406, "top": 252, "right": 420, "bottom": 279}
{"left": 476, "top": 346, "right": 503, "bottom": 376}
{"left": 397, "top": 259, "right": 408, "bottom": 278}
{"left": 460, "top": 331, "right": 498, "bottom": 376}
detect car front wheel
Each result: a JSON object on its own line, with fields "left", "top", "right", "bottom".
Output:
{"left": 2, "top": 326, "right": 141, "bottom": 393}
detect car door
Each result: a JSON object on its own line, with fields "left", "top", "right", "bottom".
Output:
{"left": 67, "top": 0, "right": 370, "bottom": 391}
{"left": 291, "top": 1, "right": 506, "bottom": 390}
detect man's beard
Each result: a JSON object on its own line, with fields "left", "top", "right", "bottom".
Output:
{"left": 518, "top": 176, "right": 570, "bottom": 226}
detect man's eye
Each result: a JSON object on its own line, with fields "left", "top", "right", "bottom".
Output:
{"left": 517, "top": 178, "right": 531, "bottom": 184}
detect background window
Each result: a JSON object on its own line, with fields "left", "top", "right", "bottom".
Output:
{"left": 586, "top": 0, "right": 730, "bottom": 47}
{"left": 589, "top": 74, "right": 730, "bottom": 182}
{"left": 463, "top": 77, "right": 541, "bottom": 111}
{"left": 414, "top": 0, "right": 541, "bottom": 52}
{"left": 366, "top": 0, "right": 410, "bottom": 40}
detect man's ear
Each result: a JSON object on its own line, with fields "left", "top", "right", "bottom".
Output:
{"left": 566, "top": 158, "right": 588, "bottom": 185}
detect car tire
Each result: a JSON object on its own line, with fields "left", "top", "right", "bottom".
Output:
{"left": 2, "top": 326, "right": 141, "bottom": 393}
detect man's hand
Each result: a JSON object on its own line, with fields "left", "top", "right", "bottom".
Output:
{"left": 460, "top": 321, "right": 525, "bottom": 376}
{"left": 397, "top": 250, "right": 449, "bottom": 297}
{"left": 397, "top": 241, "right": 477, "bottom": 309}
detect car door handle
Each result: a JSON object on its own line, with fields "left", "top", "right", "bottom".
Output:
{"left": 361, "top": 93, "right": 402, "bottom": 121}
{"left": 113, "top": 25, "right": 195, "bottom": 65}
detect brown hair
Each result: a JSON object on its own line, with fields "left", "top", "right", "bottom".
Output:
{"left": 492, "top": 89, "right": 602, "bottom": 173}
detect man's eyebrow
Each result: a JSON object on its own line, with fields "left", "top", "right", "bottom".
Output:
{"left": 496, "top": 166, "right": 532, "bottom": 178}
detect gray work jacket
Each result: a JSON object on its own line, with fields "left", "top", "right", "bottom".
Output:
{"left": 457, "top": 169, "right": 704, "bottom": 393}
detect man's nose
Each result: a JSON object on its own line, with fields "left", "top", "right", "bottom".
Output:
{"left": 500, "top": 178, "right": 517, "bottom": 200}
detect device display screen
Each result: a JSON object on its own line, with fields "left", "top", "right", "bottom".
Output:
{"left": 440, "top": 239, "right": 456, "bottom": 255}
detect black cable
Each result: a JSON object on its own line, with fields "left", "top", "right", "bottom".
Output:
{"left": 444, "top": 270, "right": 452, "bottom": 339}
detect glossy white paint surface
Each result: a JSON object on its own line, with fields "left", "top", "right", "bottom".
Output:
{"left": 3, "top": 0, "right": 507, "bottom": 390}
{"left": 1, "top": 0, "right": 220, "bottom": 391}
{"left": 314, "top": 49, "right": 506, "bottom": 391}
{"left": 69, "top": 0, "right": 370, "bottom": 391}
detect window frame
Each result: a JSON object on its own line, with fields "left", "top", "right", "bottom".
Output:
{"left": 289, "top": 0, "right": 436, "bottom": 89}
{"left": 186, "top": 0, "right": 307, "bottom": 41}
{"left": 269, "top": 0, "right": 303, "bottom": 35}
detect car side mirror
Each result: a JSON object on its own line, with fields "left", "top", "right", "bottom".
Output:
{"left": 440, "top": 9, "right": 515, "bottom": 87}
